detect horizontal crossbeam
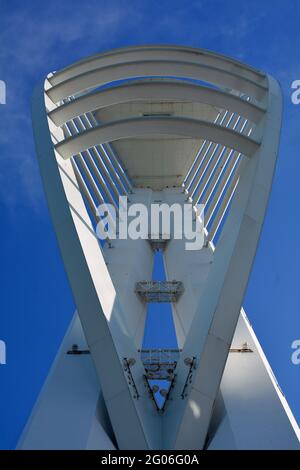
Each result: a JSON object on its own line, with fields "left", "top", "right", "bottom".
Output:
{"left": 49, "top": 80, "right": 265, "bottom": 126}
{"left": 55, "top": 116, "right": 260, "bottom": 160}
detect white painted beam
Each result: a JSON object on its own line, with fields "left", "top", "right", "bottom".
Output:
{"left": 49, "top": 81, "right": 265, "bottom": 126}
{"left": 55, "top": 116, "right": 260, "bottom": 160}
{"left": 162, "top": 75, "right": 282, "bottom": 450}
{"left": 48, "top": 45, "right": 266, "bottom": 87}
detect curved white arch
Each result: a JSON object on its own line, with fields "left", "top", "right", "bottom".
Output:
{"left": 49, "top": 80, "right": 265, "bottom": 126}
{"left": 47, "top": 59, "right": 267, "bottom": 103}
{"left": 54, "top": 116, "right": 260, "bottom": 160}
{"left": 49, "top": 44, "right": 266, "bottom": 87}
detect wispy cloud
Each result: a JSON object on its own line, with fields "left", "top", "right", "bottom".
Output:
{"left": 0, "top": 1, "right": 136, "bottom": 212}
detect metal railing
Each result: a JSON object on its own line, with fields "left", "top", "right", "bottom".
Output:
{"left": 135, "top": 281, "right": 184, "bottom": 303}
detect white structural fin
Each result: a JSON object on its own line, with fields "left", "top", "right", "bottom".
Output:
{"left": 17, "top": 313, "right": 115, "bottom": 450}
{"left": 21, "top": 45, "right": 299, "bottom": 450}
{"left": 17, "top": 310, "right": 300, "bottom": 449}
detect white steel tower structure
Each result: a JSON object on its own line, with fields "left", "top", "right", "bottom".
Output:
{"left": 19, "top": 45, "right": 300, "bottom": 450}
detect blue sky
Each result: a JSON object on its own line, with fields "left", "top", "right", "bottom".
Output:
{"left": 0, "top": 0, "right": 299, "bottom": 449}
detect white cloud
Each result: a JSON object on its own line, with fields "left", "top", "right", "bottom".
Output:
{"left": 0, "top": 2, "right": 134, "bottom": 211}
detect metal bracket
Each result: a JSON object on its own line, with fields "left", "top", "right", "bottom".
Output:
{"left": 123, "top": 358, "right": 140, "bottom": 400}
{"left": 67, "top": 344, "right": 90, "bottom": 355}
{"left": 181, "top": 356, "right": 197, "bottom": 399}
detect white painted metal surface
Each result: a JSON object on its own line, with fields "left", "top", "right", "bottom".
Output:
{"left": 208, "top": 311, "right": 300, "bottom": 449}
{"left": 18, "top": 310, "right": 300, "bottom": 449}
{"left": 20, "top": 45, "right": 299, "bottom": 450}
{"left": 18, "top": 314, "right": 115, "bottom": 450}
